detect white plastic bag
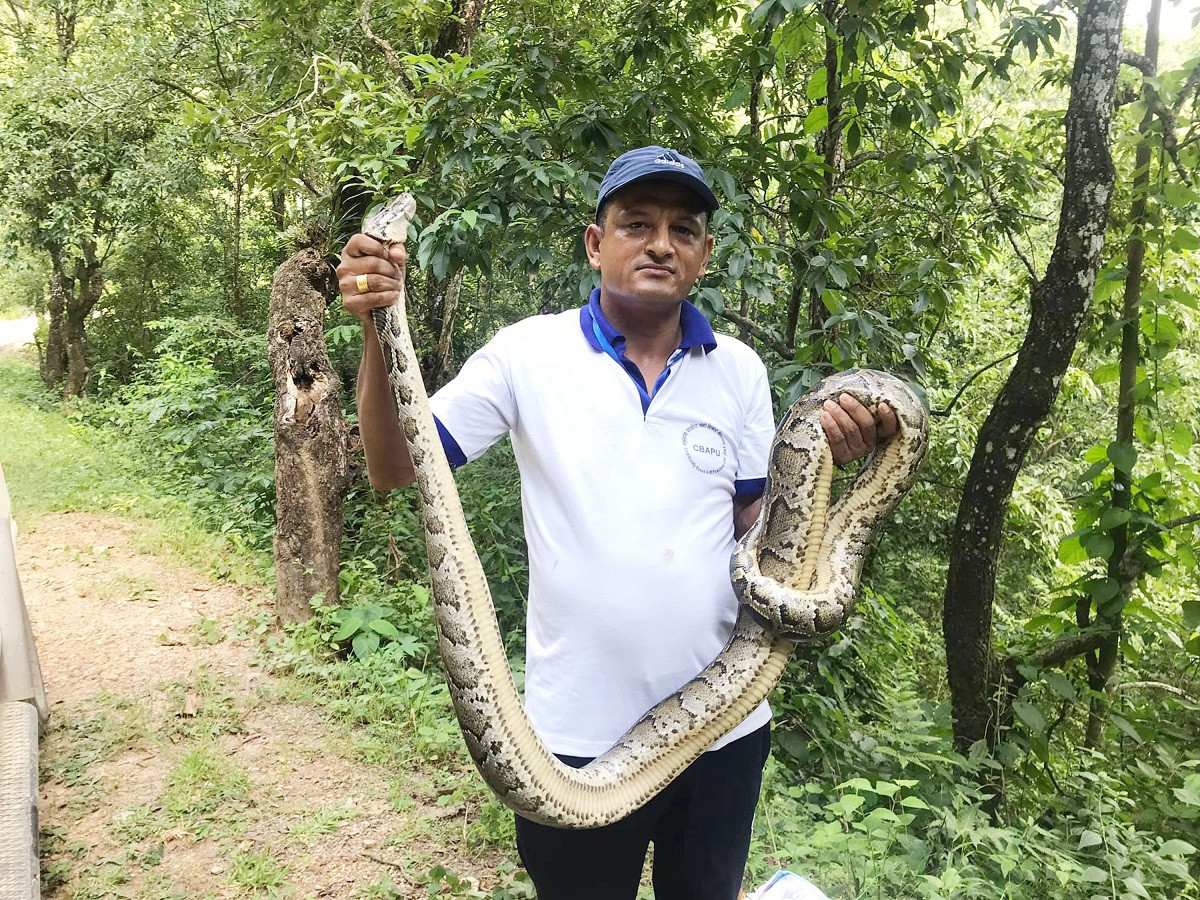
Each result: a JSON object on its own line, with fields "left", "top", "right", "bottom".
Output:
{"left": 746, "top": 870, "right": 832, "bottom": 900}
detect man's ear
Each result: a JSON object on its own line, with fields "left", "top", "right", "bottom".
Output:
{"left": 584, "top": 223, "right": 604, "bottom": 271}
{"left": 699, "top": 232, "right": 714, "bottom": 275}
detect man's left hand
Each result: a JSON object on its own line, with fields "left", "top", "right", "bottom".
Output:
{"left": 821, "top": 394, "right": 898, "bottom": 465}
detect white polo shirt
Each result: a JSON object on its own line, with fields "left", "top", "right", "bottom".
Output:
{"left": 429, "top": 289, "right": 776, "bottom": 756}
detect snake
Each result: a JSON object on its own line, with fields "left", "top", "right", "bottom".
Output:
{"left": 363, "top": 194, "right": 929, "bottom": 828}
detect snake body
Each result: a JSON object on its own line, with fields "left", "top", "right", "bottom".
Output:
{"left": 365, "top": 194, "right": 928, "bottom": 828}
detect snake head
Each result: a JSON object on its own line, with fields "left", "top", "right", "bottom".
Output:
{"left": 364, "top": 194, "right": 417, "bottom": 244}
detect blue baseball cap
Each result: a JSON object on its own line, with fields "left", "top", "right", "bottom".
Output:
{"left": 596, "top": 146, "right": 720, "bottom": 215}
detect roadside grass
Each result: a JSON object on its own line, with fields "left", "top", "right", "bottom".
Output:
{"left": 0, "top": 356, "right": 262, "bottom": 584}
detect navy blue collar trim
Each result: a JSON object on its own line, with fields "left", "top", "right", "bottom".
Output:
{"left": 579, "top": 287, "right": 718, "bottom": 355}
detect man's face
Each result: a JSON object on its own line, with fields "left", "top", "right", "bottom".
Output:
{"left": 584, "top": 180, "right": 714, "bottom": 309}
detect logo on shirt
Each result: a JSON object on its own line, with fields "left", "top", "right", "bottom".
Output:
{"left": 683, "top": 423, "right": 728, "bottom": 474}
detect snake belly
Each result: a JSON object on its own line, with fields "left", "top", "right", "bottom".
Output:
{"left": 364, "top": 194, "right": 929, "bottom": 828}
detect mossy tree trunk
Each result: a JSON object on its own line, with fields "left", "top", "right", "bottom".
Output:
{"left": 268, "top": 248, "right": 348, "bottom": 623}
{"left": 941, "top": 0, "right": 1127, "bottom": 758}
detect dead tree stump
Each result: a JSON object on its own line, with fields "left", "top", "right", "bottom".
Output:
{"left": 268, "top": 248, "right": 347, "bottom": 623}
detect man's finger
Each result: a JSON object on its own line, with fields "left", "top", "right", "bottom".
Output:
{"left": 822, "top": 400, "right": 866, "bottom": 464}
{"left": 837, "top": 393, "right": 877, "bottom": 446}
{"left": 340, "top": 232, "right": 391, "bottom": 260}
{"left": 336, "top": 254, "right": 401, "bottom": 281}
{"left": 876, "top": 401, "right": 898, "bottom": 439}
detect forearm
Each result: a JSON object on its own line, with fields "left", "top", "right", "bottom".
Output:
{"left": 357, "top": 318, "right": 416, "bottom": 490}
{"left": 733, "top": 496, "right": 762, "bottom": 540}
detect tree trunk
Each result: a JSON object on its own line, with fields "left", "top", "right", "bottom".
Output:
{"left": 422, "top": 270, "right": 465, "bottom": 391}
{"left": 231, "top": 161, "right": 244, "bottom": 320}
{"left": 63, "top": 256, "right": 102, "bottom": 398}
{"left": 942, "top": 0, "right": 1126, "bottom": 756}
{"left": 1086, "top": 0, "right": 1160, "bottom": 748}
{"left": 807, "top": 0, "right": 845, "bottom": 343}
{"left": 432, "top": 0, "right": 488, "bottom": 57}
{"left": 268, "top": 249, "right": 347, "bottom": 623}
{"left": 271, "top": 189, "right": 288, "bottom": 265}
{"left": 41, "top": 254, "right": 70, "bottom": 389}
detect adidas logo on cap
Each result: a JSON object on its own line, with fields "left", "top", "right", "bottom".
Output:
{"left": 655, "top": 153, "right": 686, "bottom": 169}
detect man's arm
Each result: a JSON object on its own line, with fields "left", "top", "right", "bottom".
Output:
{"left": 337, "top": 234, "right": 416, "bottom": 490}
{"left": 731, "top": 394, "right": 899, "bottom": 538}
{"left": 733, "top": 495, "right": 761, "bottom": 540}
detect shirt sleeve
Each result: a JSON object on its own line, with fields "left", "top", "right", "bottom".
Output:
{"left": 734, "top": 357, "right": 775, "bottom": 497}
{"left": 428, "top": 329, "right": 518, "bottom": 466}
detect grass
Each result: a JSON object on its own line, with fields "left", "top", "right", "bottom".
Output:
{"left": 0, "top": 356, "right": 263, "bottom": 583}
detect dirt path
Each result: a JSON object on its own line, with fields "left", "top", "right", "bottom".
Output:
{"left": 24, "top": 512, "right": 509, "bottom": 899}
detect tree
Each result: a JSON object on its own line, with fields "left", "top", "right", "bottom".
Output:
{"left": 941, "top": 0, "right": 1128, "bottom": 758}
{"left": 0, "top": 0, "right": 172, "bottom": 395}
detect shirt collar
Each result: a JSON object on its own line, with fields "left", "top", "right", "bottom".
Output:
{"left": 579, "top": 287, "right": 717, "bottom": 355}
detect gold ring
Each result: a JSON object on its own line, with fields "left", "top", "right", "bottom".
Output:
{"left": 355, "top": 273, "right": 370, "bottom": 293}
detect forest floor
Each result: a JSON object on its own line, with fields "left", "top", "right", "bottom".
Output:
{"left": 23, "top": 512, "right": 511, "bottom": 899}
{"left": 0, "top": 341, "right": 517, "bottom": 898}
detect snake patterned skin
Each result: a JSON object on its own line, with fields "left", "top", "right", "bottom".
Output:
{"left": 363, "top": 194, "right": 929, "bottom": 827}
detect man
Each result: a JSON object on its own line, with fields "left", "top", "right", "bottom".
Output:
{"left": 338, "top": 146, "right": 895, "bottom": 899}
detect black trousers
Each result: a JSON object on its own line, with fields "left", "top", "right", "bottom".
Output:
{"left": 515, "top": 724, "right": 771, "bottom": 900}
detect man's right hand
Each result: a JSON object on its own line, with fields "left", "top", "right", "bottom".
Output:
{"left": 336, "top": 233, "right": 407, "bottom": 322}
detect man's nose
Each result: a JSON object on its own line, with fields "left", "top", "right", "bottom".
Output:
{"left": 646, "top": 223, "right": 673, "bottom": 256}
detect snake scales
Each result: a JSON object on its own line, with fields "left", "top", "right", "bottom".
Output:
{"left": 364, "top": 194, "right": 929, "bottom": 828}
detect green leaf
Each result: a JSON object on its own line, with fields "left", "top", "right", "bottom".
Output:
{"left": 1107, "top": 442, "right": 1137, "bottom": 474}
{"left": 1170, "top": 229, "right": 1200, "bottom": 251}
{"left": 1088, "top": 578, "right": 1119, "bottom": 603}
{"left": 1079, "top": 866, "right": 1108, "bottom": 882}
{"left": 1123, "top": 875, "right": 1150, "bottom": 899}
{"left": 1183, "top": 601, "right": 1200, "bottom": 631}
{"left": 1159, "top": 839, "right": 1198, "bottom": 856}
{"left": 352, "top": 631, "right": 380, "bottom": 659}
{"left": 1099, "top": 508, "right": 1132, "bottom": 530}
{"left": 806, "top": 68, "right": 828, "bottom": 101}
{"left": 332, "top": 616, "right": 364, "bottom": 642}
{"left": 1162, "top": 182, "right": 1200, "bottom": 207}
{"left": 828, "top": 793, "right": 866, "bottom": 817}
{"left": 803, "top": 106, "right": 829, "bottom": 135}
{"left": 1077, "top": 460, "right": 1109, "bottom": 483}
{"left": 1081, "top": 531, "right": 1115, "bottom": 560}
{"left": 369, "top": 619, "right": 402, "bottom": 639}
{"left": 899, "top": 795, "right": 930, "bottom": 809}
{"left": 1012, "top": 700, "right": 1045, "bottom": 734}
{"left": 1058, "top": 537, "right": 1088, "bottom": 565}
{"left": 1078, "top": 830, "right": 1103, "bottom": 850}
{"left": 1110, "top": 713, "right": 1142, "bottom": 743}
{"left": 1043, "top": 671, "right": 1077, "bottom": 700}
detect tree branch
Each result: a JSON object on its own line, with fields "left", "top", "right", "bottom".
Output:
{"left": 359, "top": 0, "right": 416, "bottom": 91}
{"left": 1121, "top": 49, "right": 1153, "bottom": 75}
{"left": 1112, "top": 680, "right": 1197, "bottom": 702}
{"left": 931, "top": 349, "right": 1019, "bottom": 417}
{"left": 845, "top": 150, "right": 886, "bottom": 171}
{"left": 1033, "top": 629, "right": 1110, "bottom": 670}
{"left": 718, "top": 308, "right": 791, "bottom": 359}
{"left": 148, "top": 75, "right": 204, "bottom": 105}
{"left": 983, "top": 179, "right": 1040, "bottom": 283}
{"left": 1162, "top": 511, "right": 1200, "bottom": 530}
